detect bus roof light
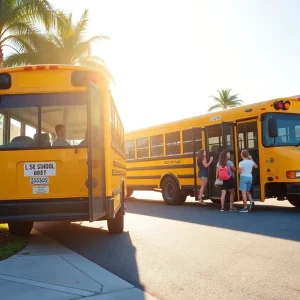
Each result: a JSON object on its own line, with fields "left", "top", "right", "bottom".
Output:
{"left": 274, "top": 101, "right": 283, "bottom": 110}
{"left": 283, "top": 101, "right": 290, "bottom": 110}
{"left": 24, "top": 66, "right": 33, "bottom": 71}
{"left": 71, "top": 71, "right": 99, "bottom": 87}
{"left": 49, "top": 65, "right": 58, "bottom": 69}
{"left": 0, "top": 73, "right": 11, "bottom": 89}
{"left": 36, "top": 66, "right": 46, "bottom": 70}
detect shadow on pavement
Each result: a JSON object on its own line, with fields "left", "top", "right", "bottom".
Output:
{"left": 127, "top": 196, "right": 300, "bottom": 242}
{"left": 34, "top": 221, "right": 146, "bottom": 297}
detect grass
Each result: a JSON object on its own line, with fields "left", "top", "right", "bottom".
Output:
{"left": 0, "top": 224, "right": 28, "bottom": 261}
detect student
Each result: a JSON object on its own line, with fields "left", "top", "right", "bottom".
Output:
{"left": 238, "top": 150, "right": 258, "bottom": 213}
{"left": 216, "top": 150, "right": 237, "bottom": 212}
{"left": 197, "top": 149, "right": 213, "bottom": 205}
{"left": 52, "top": 124, "right": 70, "bottom": 147}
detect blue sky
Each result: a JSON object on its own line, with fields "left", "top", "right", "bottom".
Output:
{"left": 5, "top": 0, "right": 300, "bottom": 131}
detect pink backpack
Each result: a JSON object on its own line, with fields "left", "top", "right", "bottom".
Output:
{"left": 219, "top": 165, "right": 230, "bottom": 180}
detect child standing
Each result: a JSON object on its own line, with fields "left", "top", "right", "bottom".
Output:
{"left": 238, "top": 150, "right": 258, "bottom": 212}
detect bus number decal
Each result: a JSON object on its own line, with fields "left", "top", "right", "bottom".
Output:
{"left": 164, "top": 160, "right": 181, "bottom": 165}
{"left": 211, "top": 116, "right": 221, "bottom": 122}
{"left": 30, "top": 177, "right": 49, "bottom": 185}
{"left": 24, "top": 162, "right": 56, "bottom": 177}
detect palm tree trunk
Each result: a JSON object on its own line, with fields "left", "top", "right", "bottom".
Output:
{"left": 0, "top": 45, "right": 3, "bottom": 68}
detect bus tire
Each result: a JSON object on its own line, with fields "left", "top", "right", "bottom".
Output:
{"left": 107, "top": 206, "right": 124, "bottom": 233}
{"left": 288, "top": 196, "right": 300, "bottom": 208}
{"left": 108, "top": 178, "right": 125, "bottom": 233}
{"left": 8, "top": 221, "right": 33, "bottom": 237}
{"left": 126, "top": 189, "right": 133, "bottom": 198}
{"left": 162, "top": 177, "right": 182, "bottom": 205}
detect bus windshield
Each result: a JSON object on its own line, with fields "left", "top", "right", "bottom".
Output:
{"left": 0, "top": 92, "right": 87, "bottom": 149}
{"left": 262, "top": 113, "right": 300, "bottom": 147}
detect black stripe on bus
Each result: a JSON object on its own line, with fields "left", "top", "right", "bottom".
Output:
{"left": 126, "top": 164, "right": 194, "bottom": 172}
{"left": 126, "top": 153, "right": 193, "bottom": 163}
{"left": 177, "top": 174, "right": 194, "bottom": 179}
{"left": 127, "top": 175, "right": 161, "bottom": 180}
{"left": 113, "top": 161, "right": 126, "bottom": 170}
{"left": 112, "top": 170, "right": 126, "bottom": 176}
{"left": 127, "top": 184, "right": 158, "bottom": 190}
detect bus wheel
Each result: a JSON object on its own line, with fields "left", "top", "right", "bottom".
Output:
{"left": 8, "top": 221, "right": 33, "bottom": 236}
{"left": 126, "top": 189, "right": 134, "bottom": 198}
{"left": 108, "top": 178, "right": 125, "bottom": 233}
{"left": 107, "top": 206, "right": 124, "bottom": 233}
{"left": 288, "top": 196, "right": 300, "bottom": 208}
{"left": 162, "top": 177, "right": 182, "bottom": 205}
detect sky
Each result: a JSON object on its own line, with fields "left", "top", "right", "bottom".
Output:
{"left": 5, "top": 0, "right": 300, "bottom": 131}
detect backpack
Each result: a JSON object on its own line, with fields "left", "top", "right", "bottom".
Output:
{"left": 219, "top": 165, "right": 230, "bottom": 180}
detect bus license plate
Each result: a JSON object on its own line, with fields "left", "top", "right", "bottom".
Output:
{"left": 30, "top": 177, "right": 49, "bottom": 185}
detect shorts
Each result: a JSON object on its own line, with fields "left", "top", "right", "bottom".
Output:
{"left": 220, "top": 177, "right": 235, "bottom": 190}
{"left": 239, "top": 176, "right": 252, "bottom": 192}
{"left": 198, "top": 169, "right": 208, "bottom": 179}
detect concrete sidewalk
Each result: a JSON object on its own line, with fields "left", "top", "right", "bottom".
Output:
{"left": 0, "top": 230, "right": 157, "bottom": 300}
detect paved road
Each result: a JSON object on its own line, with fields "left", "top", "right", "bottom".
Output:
{"left": 35, "top": 192, "right": 300, "bottom": 300}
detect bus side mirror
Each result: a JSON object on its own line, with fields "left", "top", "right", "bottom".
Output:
{"left": 268, "top": 118, "right": 278, "bottom": 138}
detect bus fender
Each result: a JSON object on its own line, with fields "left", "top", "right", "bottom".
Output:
{"left": 160, "top": 173, "right": 180, "bottom": 189}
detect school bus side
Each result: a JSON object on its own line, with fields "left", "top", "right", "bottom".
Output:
{"left": 0, "top": 65, "right": 126, "bottom": 236}
{"left": 125, "top": 96, "right": 300, "bottom": 208}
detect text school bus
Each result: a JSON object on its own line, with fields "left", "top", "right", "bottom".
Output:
{"left": 0, "top": 65, "right": 126, "bottom": 236}
{"left": 125, "top": 97, "right": 300, "bottom": 208}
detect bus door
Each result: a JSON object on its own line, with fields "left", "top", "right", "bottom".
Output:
{"left": 87, "top": 82, "right": 106, "bottom": 221}
{"left": 205, "top": 122, "right": 237, "bottom": 200}
{"left": 236, "top": 119, "right": 260, "bottom": 201}
{"left": 192, "top": 127, "right": 205, "bottom": 200}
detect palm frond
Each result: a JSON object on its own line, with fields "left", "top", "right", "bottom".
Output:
{"left": 207, "top": 104, "right": 223, "bottom": 112}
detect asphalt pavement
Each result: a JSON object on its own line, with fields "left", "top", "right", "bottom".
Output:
{"left": 35, "top": 192, "right": 300, "bottom": 300}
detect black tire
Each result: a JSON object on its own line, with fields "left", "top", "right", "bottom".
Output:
{"left": 288, "top": 196, "right": 300, "bottom": 208}
{"left": 126, "top": 189, "right": 133, "bottom": 198}
{"left": 8, "top": 221, "right": 33, "bottom": 236}
{"left": 162, "top": 177, "right": 183, "bottom": 205}
{"left": 107, "top": 179, "right": 125, "bottom": 233}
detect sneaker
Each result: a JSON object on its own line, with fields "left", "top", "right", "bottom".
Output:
{"left": 220, "top": 208, "right": 225, "bottom": 212}
{"left": 229, "top": 207, "right": 238, "bottom": 212}
{"left": 239, "top": 208, "right": 248, "bottom": 213}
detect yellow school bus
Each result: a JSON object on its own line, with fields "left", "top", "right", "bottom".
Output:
{"left": 0, "top": 64, "right": 126, "bottom": 236}
{"left": 125, "top": 97, "right": 300, "bottom": 208}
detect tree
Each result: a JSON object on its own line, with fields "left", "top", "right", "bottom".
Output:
{"left": 207, "top": 89, "right": 243, "bottom": 112}
{"left": 0, "top": 0, "right": 56, "bottom": 68}
{"left": 4, "top": 9, "right": 110, "bottom": 78}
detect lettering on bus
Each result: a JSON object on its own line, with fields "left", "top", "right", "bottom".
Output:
{"left": 211, "top": 116, "right": 221, "bottom": 122}
{"left": 24, "top": 162, "right": 56, "bottom": 177}
{"left": 164, "top": 160, "right": 181, "bottom": 165}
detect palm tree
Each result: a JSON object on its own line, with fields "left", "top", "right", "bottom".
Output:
{"left": 0, "top": 0, "right": 57, "bottom": 67}
{"left": 207, "top": 89, "right": 243, "bottom": 112}
{"left": 4, "top": 9, "right": 110, "bottom": 77}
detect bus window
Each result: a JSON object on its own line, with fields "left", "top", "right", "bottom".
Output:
{"left": 41, "top": 104, "right": 86, "bottom": 146}
{"left": 182, "top": 128, "right": 202, "bottom": 154}
{"left": 25, "top": 125, "right": 36, "bottom": 139}
{"left": 10, "top": 118, "right": 21, "bottom": 141}
{"left": 150, "top": 134, "right": 163, "bottom": 157}
{"left": 125, "top": 140, "right": 135, "bottom": 159}
{"left": 165, "top": 131, "right": 180, "bottom": 155}
{"left": 238, "top": 122, "right": 258, "bottom": 149}
{"left": 136, "top": 137, "right": 149, "bottom": 158}
{"left": 0, "top": 114, "right": 4, "bottom": 145}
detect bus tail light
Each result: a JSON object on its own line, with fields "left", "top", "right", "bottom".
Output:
{"left": 274, "top": 100, "right": 290, "bottom": 110}
{"left": 0, "top": 73, "right": 11, "bottom": 89}
{"left": 286, "top": 171, "right": 300, "bottom": 179}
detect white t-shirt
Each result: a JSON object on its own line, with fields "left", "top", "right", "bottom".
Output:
{"left": 239, "top": 159, "right": 254, "bottom": 177}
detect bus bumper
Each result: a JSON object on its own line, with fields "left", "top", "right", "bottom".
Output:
{"left": 0, "top": 198, "right": 89, "bottom": 223}
{"left": 286, "top": 183, "right": 300, "bottom": 196}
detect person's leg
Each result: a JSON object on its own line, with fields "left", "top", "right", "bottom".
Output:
{"left": 220, "top": 189, "right": 226, "bottom": 211}
{"left": 199, "top": 177, "right": 208, "bottom": 203}
{"left": 229, "top": 188, "right": 235, "bottom": 209}
{"left": 246, "top": 178, "right": 253, "bottom": 210}
{"left": 239, "top": 176, "right": 248, "bottom": 212}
